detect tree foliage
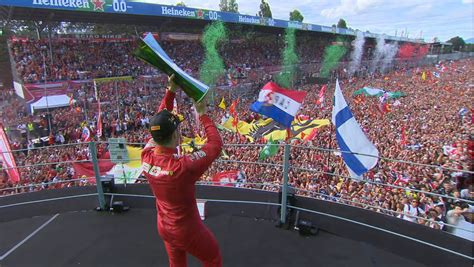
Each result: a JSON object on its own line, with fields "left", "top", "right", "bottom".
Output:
{"left": 176, "top": 1, "right": 186, "bottom": 7}
{"left": 0, "top": 20, "right": 62, "bottom": 39}
{"left": 219, "top": 0, "right": 239, "bottom": 13}
{"left": 258, "top": 0, "right": 272, "bottom": 18}
{"left": 289, "top": 10, "right": 304, "bottom": 22}
{"left": 447, "top": 36, "right": 466, "bottom": 51}
{"left": 337, "top": 18, "right": 347, "bottom": 29}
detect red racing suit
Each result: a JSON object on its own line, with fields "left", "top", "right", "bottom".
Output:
{"left": 141, "top": 90, "right": 223, "bottom": 267}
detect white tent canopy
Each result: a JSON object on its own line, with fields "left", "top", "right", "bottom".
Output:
{"left": 30, "top": 95, "right": 74, "bottom": 114}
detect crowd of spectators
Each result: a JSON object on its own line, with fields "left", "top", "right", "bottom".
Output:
{"left": 1, "top": 35, "right": 472, "bottom": 239}
{"left": 10, "top": 36, "right": 357, "bottom": 84}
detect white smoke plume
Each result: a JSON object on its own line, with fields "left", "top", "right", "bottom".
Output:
{"left": 381, "top": 42, "right": 399, "bottom": 73}
{"left": 371, "top": 35, "right": 399, "bottom": 73}
{"left": 370, "top": 35, "right": 386, "bottom": 73}
{"left": 348, "top": 31, "right": 365, "bottom": 76}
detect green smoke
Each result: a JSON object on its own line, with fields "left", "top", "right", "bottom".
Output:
{"left": 275, "top": 28, "right": 299, "bottom": 88}
{"left": 320, "top": 39, "right": 347, "bottom": 78}
{"left": 200, "top": 21, "right": 228, "bottom": 87}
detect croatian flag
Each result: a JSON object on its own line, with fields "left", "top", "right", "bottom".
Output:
{"left": 332, "top": 80, "right": 379, "bottom": 180}
{"left": 250, "top": 82, "right": 306, "bottom": 128}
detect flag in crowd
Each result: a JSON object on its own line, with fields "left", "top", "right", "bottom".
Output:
{"left": 218, "top": 97, "right": 226, "bottom": 110}
{"left": 0, "top": 123, "right": 20, "bottom": 183}
{"left": 378, "top": 92, "right": 391, "bottom": 114}
{"left": 81, "top": 126, "right": 91, "bottom": 142}
{"left": 72, "top": 145, "right": 143, "bottom": 184}
{"left": 302, "top": 128, "right": 318, "bottom": 144}
{"left": 259, "top": 137, "right": 279, "bottom": 160}
{"left": 250, "top": 82, "right": 307, "bottom": 128}
{"left": 353, "top": 87, "right": 405, "bottom": 99}
{"left": 229, "top": 98, "right": 239, "bottom": 131}
{"left": 332, "top": 80, "right": 379, "bottom": 180}
{"left": 315, "top": 84, "right": 327, "bottom": 106}
{"left": 221, "top": 116, "right": 330, "bottom": 142}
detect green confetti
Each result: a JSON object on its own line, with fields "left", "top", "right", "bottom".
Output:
{"left": 276, "top": 28, "right": 299, "bottom": 88}
{"left": 200, "top": 21, "right": 228, "bottom": 87}
{"left": 320, "top": 39, "right": 347, "bottom": 78}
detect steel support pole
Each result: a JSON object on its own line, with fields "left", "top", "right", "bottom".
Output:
{"left": 89, "top": 141, "right": 106, "bottom": 210}
{"left": 280, "top": 143, "right": 290, "bottom": 224}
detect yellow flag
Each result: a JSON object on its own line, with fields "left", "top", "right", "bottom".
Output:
{"left": 218, "top": 97, "right": 226, "bottom": 110}
{"left": 421, "top": 71, "right": 426, "bottom": 81}
{"left": 125, "top": 145, "right": 143, "bottom": 168}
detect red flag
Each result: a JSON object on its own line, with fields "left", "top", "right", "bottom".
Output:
{"left": 229, "top": 98, "right": 239, "bottom": 116}
{"left": 0, "top": 123, "right": 20, "bottom": 183}
{"left": 229, "top": 98, "right": 240, "bottom": 132}
{"left": 72, "top": 152, "right": 115, "bottom": 182}
{"left": 315, "top": 84, "right": 327, "bottom": 106}
{"left": 303, "top": 128, "right": 318, "bottom": 143}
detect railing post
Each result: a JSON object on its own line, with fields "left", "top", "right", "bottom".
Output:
{"left": 280, "top": 143, "right": 290, "bottom": 224}
{"left": 89, "top": 141, "right": 106, "bottom": 210}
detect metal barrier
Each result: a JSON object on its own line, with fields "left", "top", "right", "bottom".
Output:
{"left": 1, "top": 140, "right": 472, "bottom": 238}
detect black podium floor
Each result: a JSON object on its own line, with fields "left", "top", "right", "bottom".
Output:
{"left": 0, "top": 208, "right": 424, "bottom": 267}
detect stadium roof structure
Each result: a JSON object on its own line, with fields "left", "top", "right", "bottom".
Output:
{"left": 0, "top": 0, "right": 424, "bottom": 43}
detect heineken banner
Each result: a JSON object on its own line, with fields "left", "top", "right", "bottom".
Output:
{"left": 0, "top": 0, "right": 419, "bottom": 42}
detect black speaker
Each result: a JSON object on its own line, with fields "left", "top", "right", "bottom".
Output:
{"left": 101, "top": 174, "right": 115, "bottom": 193}
{"left": 296, "top": 219, "right": 319, "bottom": 236}
{"left": 110, "top": 201, "right": 130, "bottom": 213}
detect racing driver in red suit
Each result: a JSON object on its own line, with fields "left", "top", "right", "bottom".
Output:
{"left": 141, "top": 75, "right": 223, "bottom": 267}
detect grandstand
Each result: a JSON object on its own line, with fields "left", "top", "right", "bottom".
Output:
{"left": 0, "top": 1, "right": 472, "bottom": 266}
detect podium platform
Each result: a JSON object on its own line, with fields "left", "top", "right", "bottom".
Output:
{"left": 0, "top": 208, "right": 422, "bottom": 267}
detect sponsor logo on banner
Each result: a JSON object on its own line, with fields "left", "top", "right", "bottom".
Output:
{"left": 196, "top": 9, "right": 205, "bottom": 19}
{"left": 32, "top": 0, "right": 109, "bottom": 12}
{"left": 288, "top": 21, "right": 303, "bottom": 29}
{"left": 238, "top": 15, "right": 260, "bottom": 24}
{"left": 32, "top": 0, "right": 91, "bottom": 9}
{"left": 161, "top": 6, "right": 196, "bottom": 17}
{"left": 91, "top": 0, "right": 105, "bottom": 11}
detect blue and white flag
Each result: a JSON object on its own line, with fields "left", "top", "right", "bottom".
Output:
{"left": 332, "top": 80, "right": 379, "bottom": 180}
{"left": 250, "top": 82, "right": 307, "bottom": 128}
